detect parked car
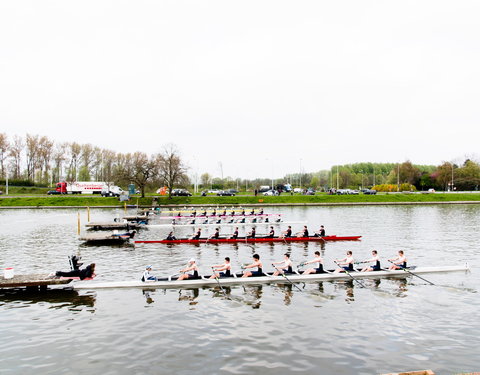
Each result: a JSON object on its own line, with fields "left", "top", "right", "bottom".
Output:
{"left": 363, "top": 189, "right": 377, "bottom": 195}
{"left": 336, "top": 189, "right": 349, "bottom": 195}
{"left": 305, "top": 188, "right": 316, "bottom": 195}
{"left": 217, "top": 190, "right": 235, "bottom": 196}
{"left": 47, "top": 190, "right": 61, "bottom": 195}
{"left": 350, "top": 190, "right": 360, "bottom": 195}
{"left": 263, "top": 190, "right": 279, "bottom": 196}
{"left": 228, "top": 189, "right": 238, "bottom": 194}
{"left": 207, "top": 189, "right": 219, "bottom": 194}
{"left": 171, "top": 189, "right": 192, "bottom": 196}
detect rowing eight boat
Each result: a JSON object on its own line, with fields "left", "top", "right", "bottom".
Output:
{"left": 72, "top": 264, "right": 469, "bottom": 290}
{"left": 146, "top": 220, "right": 307, "bottom": 228}
{"left": 134, "top": 235, "right": 361, "bottom": 244}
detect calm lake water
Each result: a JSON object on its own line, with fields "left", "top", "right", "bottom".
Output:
{"left": 0, "top": 205, "right": 478, "bottom": 375}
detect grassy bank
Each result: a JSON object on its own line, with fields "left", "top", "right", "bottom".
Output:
{"left": 1, "top": 193, "right": 480, "bottom": 207}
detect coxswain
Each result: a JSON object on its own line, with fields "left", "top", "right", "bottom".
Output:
{"left": 230, "top": 227, "right": 239, "bottom": 239}
{"left": 209, "top": 227, "right": 220, "bottom": 239}
{"left": 266, "top": 226, "right": 275, "bottom": 238}
{"left": 246, "top": 227, "right": 256, "bottom": 238}
{"left": 166, "top": 231, "right": 177, "bottom": 240}
{"left": 301, "top": 251, "right": 324, "bottom": 274}
{"left": 142, "top": 265, "right": 157, "bottom": 282}
{"left": 209, "top": 257, "right": 231, "bottom": 279}
{"left": 314, "top": 225, "right": 326, "bottom": 237}
{"left": 272, "top": 253, "right": 293, "bottom": 276}
{"left": 334, "top": 251, "right": 355, "bottom": 273}
{"left": 241, "top": 254, "right": 263, "bottom": 278}
{"left": 177, "top": 258, "right": 200, "bottom": 280}
{"left": 389, "top": 250, "right": 407, "bottom": 270}
{"left": 191, "top": 228, "right": 202, "bottom": 240}
{"left": 360, "top": 250, "right": 381, "bottom": 272}
{"left": 281, "top": 226, "right": 292, "bottom": 238}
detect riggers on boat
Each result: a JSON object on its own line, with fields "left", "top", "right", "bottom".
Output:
{"left": 72, "top": 264, "right": 469, "bottom": 290}
{"left": 134, "top": 235, "right": 362, "bottom": 245}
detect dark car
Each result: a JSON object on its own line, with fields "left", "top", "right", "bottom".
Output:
{"left": 47, "top": 190, "right": 61, "bottom": 195}
{"left": 217, "top": 190, "right": 235, "bottom": 196}
{"left": 171, "top": 189, "right": 192, "bottom": 196}
{"left": 363, "top": 189, "right": 377, "bottom": 195}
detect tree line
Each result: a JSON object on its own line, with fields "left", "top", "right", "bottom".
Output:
{"left": 1, "top": 133, "right": 479, "bottom": 193}
{"left": 0, "top": 133, "right": 188, "bottom": 197}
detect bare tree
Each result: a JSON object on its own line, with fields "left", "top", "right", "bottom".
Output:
{"left": 156, "top": 144, "right": 189, "bottom": 199}
{"left": 26, "top": 134, "right": 40, "bottom": 181}
{"left": 38, "top": 136, "right": 54, "bottom": 184}
{"left": 52, "top": 143, "right": 67, "bottom": 182}
{"left": 9, "top": 135, "right": 24, "bottom": 179}
{"left": 66, "top": 142, "right": 81, "bottom": 181}
{"left": 116, "top": 152, "right": 157, "bottom": 198}
{"left": 0, "top": 133, "right": 9, "bottom": 179}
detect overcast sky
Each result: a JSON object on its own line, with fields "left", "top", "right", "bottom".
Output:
{"left": 1, "top": 1, "right": 479, "bottom": 179}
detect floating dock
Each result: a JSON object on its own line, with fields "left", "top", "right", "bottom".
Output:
{"left": 85, "top": 221, "right": 145, "bottom": 230}
{"left": 0, "top": 274, "right": 72, "bottom": 290}
{"left": 79, "top": 231, "right": 135, "bottom": 244}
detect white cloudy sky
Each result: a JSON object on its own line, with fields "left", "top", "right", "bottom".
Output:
{"left": 1, "top": 1, "right": 479, "bottom": 179}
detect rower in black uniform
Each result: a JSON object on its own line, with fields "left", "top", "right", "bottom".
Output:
{"left": 212, "top": 209, "right": 216, "bottom": 216}
{"left": 209, "top": 227, "right": 220, "bottom": 239}
{"left": 282, "top": 226, "right": 292, "bottom": 238}
{"left": 221, "top": 210, "right": 227, "bottom": 216}
{"left": 191, "top": 210, "right": 197, "bottom": 217}
{"left": 191, "top": 228, "right": 202, "bottom": 240}
{"left": 314, "top": 225, "right": 325, "bottom": 237}
{"left": 241, "top": 209, "right": 246, "bottom": 216}
{"left": 300, "top": 225, "right": 309, "bottom": 238}
{"left": 246, "top": 227, "right": 256, "bottom": 238}
{"left": 166, "top": 231, "right": 177, "bottom": 240}
{"left": 266, "top": 226, "right": 275, "bottom": 238}
{"left": 259, "top": 209, "right": 264, "bottom": 215}
{"left": 249, "top": 209, "right": 255, "bottom": 215}
{"left": 230, "top": 227, "right": 239, "bottom": 239}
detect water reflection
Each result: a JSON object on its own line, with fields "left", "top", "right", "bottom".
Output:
{"left": 178, "top": 288, "right": 199, "bottom": 305}
{"left": 0, "top": 288, "right": 96, "bottom": 312}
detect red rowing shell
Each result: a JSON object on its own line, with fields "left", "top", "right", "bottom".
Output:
{"left": 135, "top": 235, "right": 362, "bottom": 244}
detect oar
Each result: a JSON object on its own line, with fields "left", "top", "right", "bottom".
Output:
{"left": 211, "top": 267, "right": 230, "bottom": 299}
{"left": 271, "top": 264, "right": 303, "bottom": 292}
{"left": 334, "top": 261, "right": 366, "bottom": 288}
{"left": 388, "top": 260, "right": 435, "bottom": 285}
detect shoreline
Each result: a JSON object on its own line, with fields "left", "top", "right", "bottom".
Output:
{"left": 1, "top": 200, "right": 480, "bottom": 209}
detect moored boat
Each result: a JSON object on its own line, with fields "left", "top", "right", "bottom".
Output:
{"left": 72, "top": 264, "right": 469, "bottom": 290}
{"left": 134, "top": 235, "right": 361, "bottom": 244}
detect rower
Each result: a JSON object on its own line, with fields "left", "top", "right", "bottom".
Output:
{"left": 201, "top": 210, "right": 207, "bottom": 216}
{"left": 215, "top": 219, "right": 222, "bottom": 224}
{"left": 272, "top": 253, "right": 293, "bottom": 276}
{"left": 209, "top": 227, "right": 220, "bottom": 239}
{"left": 241, "top": 254, "right": 263, "bottom": 278}
{"left": 230, "top": 227, "right": 239, "bottom": 239}
{"left": 166, "top": 231, "right": 177, "bottom": 241}
{"left": 314, "top": 225, "right": 326, "bottom": 237}
{"left": 189, "top": 219, "right": 196, "bottom": 225}
{"left": 266, "top": 226, "right": 275, "bottom": 238}
{"left": 241, "top": 209, "right": 246, "bottom": 216}
{"left": 246, "top": 227, "right": 256, "bottom": 238}
{"left": 209, "top": 257, "right": 231, "bottom": 279}
{"left": 142, "top": 265, "right": 157, "bottom": 282}
{"left": 259, "top": 208, "right": 264, "bottom": 215}
{"left": 221, "top": 210, "right": 227, "bottom": 216}
{"left": 191, "top": 210, "right": 196, "bottom": 217}
{"left": 297, "top": 225, "right": 309, "bottom": 238}
{"left": 190, "top": 228, "right": 202, "bottom": 240}
{"left": 360, "top": 250, "right": 381, "bottom": 272}
{"left": 230, "top": 210, "right": 235, "bottom": 216}
{"left": 301, "top": 251, "right": 324, "bottom": 274}
{"left": 389, "top": 250, "right": 407, "bottom": 270}
{"left": 249, "top": 209, "right": 255, "bottom": 215}
{"left": 177, "top": 258, "right": 200, "bottom": 280}
{"left": 334, "top": 251, "right": 355, "bottom": 273}
{"left": 281, "top": 226, "right": 292, "bottom": 238}
{"left": 212, "top": 209, "right": 216, "bottom": 216}
{"left": 172, "top": 219, "right": 176, "bottom": 225}
{"left": 238, "top": 217, "right": 246, "bottom": 223}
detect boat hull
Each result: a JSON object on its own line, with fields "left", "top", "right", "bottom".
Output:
{"left": 134, "top": 235, "right": 361, "bottom": 244}
{"left": 72, "top": 265, "right": 469, "bottom": 290}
